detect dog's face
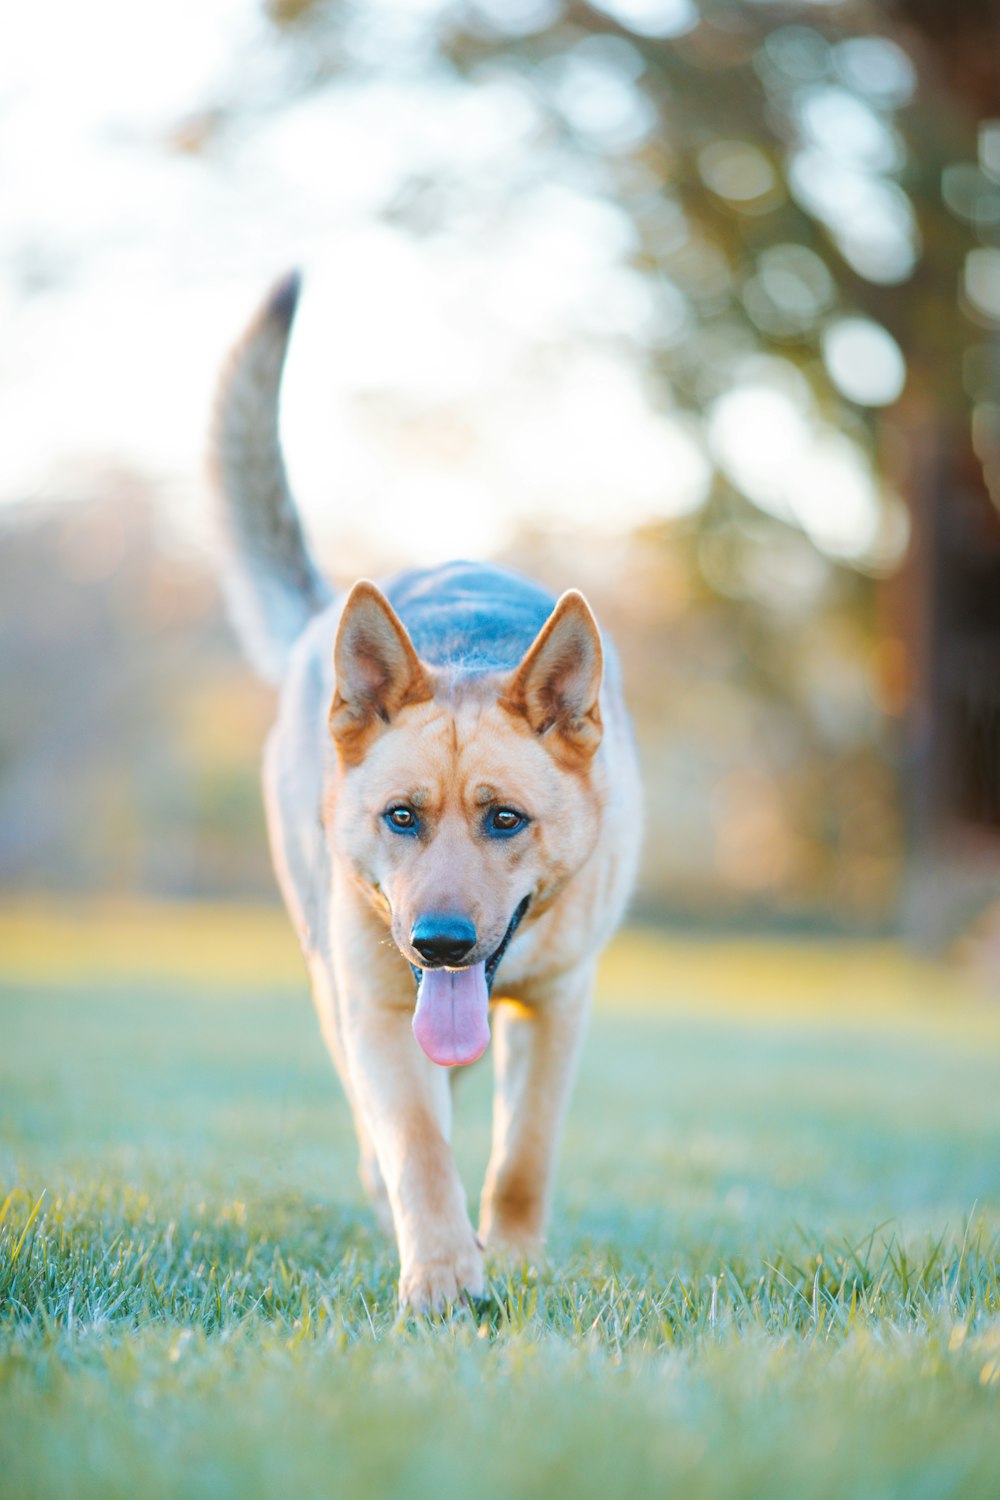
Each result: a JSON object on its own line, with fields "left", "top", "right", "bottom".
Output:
{"left": 328, "top": 583, "right": 604, "bottom": 981}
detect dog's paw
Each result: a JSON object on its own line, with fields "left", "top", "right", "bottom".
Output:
{"left": 398, "top": 1245, "right": 485, "bottom": 1314}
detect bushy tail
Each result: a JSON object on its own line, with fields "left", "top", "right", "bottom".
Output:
{"left": 208, "top": 271, "right": 332, "bottom": 682}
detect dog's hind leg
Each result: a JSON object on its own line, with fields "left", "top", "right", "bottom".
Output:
{"left": 307, "top": 955, "right": 392, "bottom": 1234}
{"left": 479, "top": 963, "right": 594, "bottom": 1258}
{"left": 262, "top": 722, "right": 392, "bottom": 1232}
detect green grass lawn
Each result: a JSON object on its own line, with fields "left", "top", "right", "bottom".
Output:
{"left": 1, "top": 904, "right": 999, "bottom": 1500}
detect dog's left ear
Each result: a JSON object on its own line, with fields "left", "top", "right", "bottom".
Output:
{"left": 504, "top": 590, "right": 603, "bottom": 762}
{"left": 330, "top": 581, "right": 431, "bottom": 762}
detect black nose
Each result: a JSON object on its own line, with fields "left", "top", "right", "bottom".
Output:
{"left": 410, "top": 914, "right": 477, "bottom": 966}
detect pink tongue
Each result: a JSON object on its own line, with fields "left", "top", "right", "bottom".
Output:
{"left": 412, "top": 962, "right": 491, "bottom": 1067}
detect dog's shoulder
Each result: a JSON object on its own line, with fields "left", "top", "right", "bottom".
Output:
{"left": 382, "top": 561, "right": 557, "bottom": 677}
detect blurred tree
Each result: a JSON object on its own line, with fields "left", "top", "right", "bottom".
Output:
{"left": 885, "top": 0, "right": 1000, "bottom": 116}
{"left": 876, "top": 0, "right": 1000, "bottom": 937}
{"left": 240, "top": 0, "right": 1000, "bottom": 929}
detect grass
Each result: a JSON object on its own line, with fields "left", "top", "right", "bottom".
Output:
{"left": 1, "top": 902, "right": 999, "bottom": 1499}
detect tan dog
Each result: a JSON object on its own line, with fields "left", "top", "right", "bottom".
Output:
{"left": 209, "top": 274, "right": 641, "bottom": 1310}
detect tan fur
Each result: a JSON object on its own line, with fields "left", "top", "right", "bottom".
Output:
{"left": 210, "top": 282, "right": 641, "bottom": 1312}
{"left": 290, "top": 584, "right": 640, "bottom": 1308}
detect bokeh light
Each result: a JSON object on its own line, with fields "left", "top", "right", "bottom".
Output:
{"left": 821, "top": 318, "right": 906, "bottom": 407}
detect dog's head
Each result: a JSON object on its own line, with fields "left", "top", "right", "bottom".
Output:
{"left": 327, "top": 581, "right": 605, "bottom": 1065}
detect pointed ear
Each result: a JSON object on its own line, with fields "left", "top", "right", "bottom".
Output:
{"left": 504, "top": 590, "right": 603, "bottom": 762}
{"left": 330, "top": 581, "right": 431, "bottom": 760}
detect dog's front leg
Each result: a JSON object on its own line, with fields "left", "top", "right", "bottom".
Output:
{"left": 342, "top": 999, "right": 484, "bottom": 1311}
{"left": 330, "top": 884, "right": 483, "bottom": 1312}
{"left": 479, "top": 962, "right": 594, "bottom": 1258}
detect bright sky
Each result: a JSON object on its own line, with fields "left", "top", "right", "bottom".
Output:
{"left": 1, "top": 0, "right": 910, "bottom": 569}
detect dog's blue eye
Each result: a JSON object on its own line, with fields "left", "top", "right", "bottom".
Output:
{"left": 487, "top": 808, "right": 527, "bottom": 837}
{"left": 385, "top": 805, "right": 419, "bottom": 835}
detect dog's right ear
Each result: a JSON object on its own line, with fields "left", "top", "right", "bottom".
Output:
{"left": 330, "top": 582, "right": 431, "bottom": 763}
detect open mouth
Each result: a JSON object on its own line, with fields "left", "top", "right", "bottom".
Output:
{"left": 408, "top": 894, "right": 531, "bottom": 995}
{"left": 484, "top": 894, "right": 531, "bottom": 992}
{"left": 408, "top": 896, "right": 531, "bottom": 1068}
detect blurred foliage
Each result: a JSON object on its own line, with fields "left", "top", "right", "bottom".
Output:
{"left": 0, "top": 493, "right": 275, "bottom": 899}
{"left": 248, "top": 0, "right": 986, "bottom": 429}
{"left": 231, "top": 0, "right": 1000, "bottom": 580}
{"left": 6, "top": 0, "right": 1000, "bottom": 925}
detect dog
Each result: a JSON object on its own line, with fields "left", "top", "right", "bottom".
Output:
{"left": 208, "top": 273, "right": 642, "bottom": 1310}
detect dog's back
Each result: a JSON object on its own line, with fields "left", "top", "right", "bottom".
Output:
{"left": 382, "top": 562, "right": 554, "bottom": 676}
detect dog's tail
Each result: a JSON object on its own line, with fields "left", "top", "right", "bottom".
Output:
{"left": 208, "top": 271, "right": 333, "bottom": 683}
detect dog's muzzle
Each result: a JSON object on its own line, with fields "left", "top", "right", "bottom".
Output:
{"left": 409, "top": 896, "right": 532, "bottom": 1067}
{"left": 409, "top": 914, "right": 477, "bottom": 967}
{"left": 408, "top": 894, "right": 530, "bottom": 996}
